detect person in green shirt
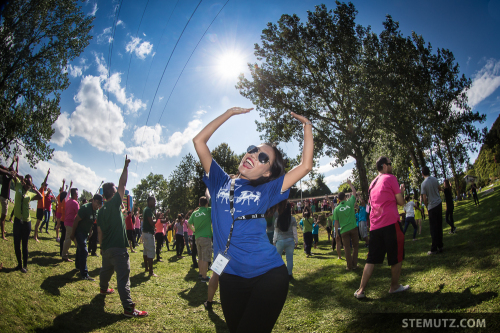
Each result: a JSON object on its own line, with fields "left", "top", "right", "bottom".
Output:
{"left": 10, "top": 171, "right": 42, "bottom": 273}
{"left": 142, "top": 196, "right": 158, "bottom": 277}
{"left": 333, "top": 179, "right": 359, "bottom": 271}
{"left": 97, "top": 156, "right": 147, "bottom": 318}
{"left": 70, "top": 194, "right": 103, "bottom": 280}
{"left": 187, "top": 196, "right": 213, "bottom": 282}
{"left": 302, "top": 208, "right": 314, "bottom": 257}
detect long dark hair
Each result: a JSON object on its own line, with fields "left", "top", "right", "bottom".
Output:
{"left": 277, "top": 202, "right": 292, "bottom": 232}
{"left": 60, "top": 191, "right": 67, "bottom": 202}
{"left": 236, "top": 143, "right": 287, "bottom": 217}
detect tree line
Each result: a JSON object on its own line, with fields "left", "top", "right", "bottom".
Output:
{"left": 236, "top": 2, "right": 486, "bottom": 199}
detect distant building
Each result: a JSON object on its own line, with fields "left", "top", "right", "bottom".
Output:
{"left": 463, "top": 175, "right": 477, "bottom": 184}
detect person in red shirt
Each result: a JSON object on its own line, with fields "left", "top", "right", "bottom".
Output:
{"left": 34, "top": 169, "right": 50, "bottom": 242}
{"left": 125, "top": 211, "right": 136, "bottom": 253}
{"left": 39, "top": 188, "right": 54, "bottom": 234}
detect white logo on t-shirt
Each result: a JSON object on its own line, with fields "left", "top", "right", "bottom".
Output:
{"left": 339, "top": 205, "right": 350, "bottom": 212}
{"left": 216, "top": 185, "right": 261, "bottom": 205}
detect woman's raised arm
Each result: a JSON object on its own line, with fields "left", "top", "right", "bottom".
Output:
{"left": 193, "top": 107, "right": 252, "bottom": 174}
{"left": 282, "top": 112, "right": 313, "bottom": 192}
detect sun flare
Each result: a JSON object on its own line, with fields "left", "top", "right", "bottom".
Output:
{"left": 217, "top": 52, "right": 245, "bottom": 79}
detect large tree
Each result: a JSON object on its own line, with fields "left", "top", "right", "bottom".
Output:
{"left": 132, "top": 173, "right": 168, "bottom": 213}
{"left": 166, "top": 153, "right": 198, "bottom": 219}
{"left": 237, "top": 2, "right": 382, "bottom": 200}
{"left": 0, "top": 0, "right": 94, "bottom": 166}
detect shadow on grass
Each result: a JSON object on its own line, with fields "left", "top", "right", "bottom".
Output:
{"left": 130, "top": 271, "right": 149, "bottom": 288}
{"left": 40, "top": 269, "right": 80, "bottom": 296}
{"left": 178, "top": 281, "right": 207, "bottom": 307}
{"left": 184, "top": 266, "right": 200, "bottom": 282}
{"left": 29, "top": 251, "right": 61, "bottom": 267}
{"left": 208, "top": 309, "right": 229, "bottom": 333}
{"left": 35, "top": 294, "right": 125, "bottom": 333}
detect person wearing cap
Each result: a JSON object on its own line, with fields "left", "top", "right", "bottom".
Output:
{"left": 71, "top": 194, "right": 103, "bottom": 280}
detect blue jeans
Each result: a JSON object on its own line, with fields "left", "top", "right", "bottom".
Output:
{"left": 183, "top": 232, "right": 191, "bottom": 254}
{"left": 39, "top": 209, "right": 51, "bottom": 232}
{"left": 403, "top": 216, "right": 417, "bottom": 240}
{"left": 75, "top": 230, "right": 89, "bottom": 277}
{"left": 276, "top": 238, "right": 295, "bottom": 276}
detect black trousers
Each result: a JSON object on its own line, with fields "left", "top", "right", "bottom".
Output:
{"left": 88, "top": 224, "right": 98, "bottom": 255}
{"left": 428, "top": 203, "right": 443, "bottom": 252}
{"left": 155, "top": 233, "right": 164, "bottom": 259}
{"left": 473, "top": 193, "right": 479, "bottom": 206}
{"left": 175, "top": 234, "right": 184, "bottom": 256}
{"left": 303, "top": 232, "right": 313, "bottom": 255}
{"left": 13, "top": 218, "right": 31, "bottom": 268}
{"left": 445, "top": 205, "right": 455, "bottom": 229}
{"left": 219, "top": 265, "right": 289, "bottom": 333}
{"left": 59, "top": 224, "right": 66, "bottom": 256}
{"left": 191, "top": 235, "right": 197, "bottom": 266}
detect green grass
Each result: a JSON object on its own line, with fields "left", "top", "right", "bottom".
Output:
{"left": 1, "top": 187, "right": 499, "bottom": 332}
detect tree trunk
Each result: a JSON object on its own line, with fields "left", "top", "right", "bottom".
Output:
{"left": 354, "top": 150, "right": 369, "bottom": 201}
{"left": 409, "top": 148, "right": 420, "bottom": 170}
{"left": 416, "top": 146, "right": 427, "bottom": 170}
{"left": 443, "top": 139, "right": 460, "bottom": 197}
{"left": 435, "top": 142, "right": 448, "bottom": 180}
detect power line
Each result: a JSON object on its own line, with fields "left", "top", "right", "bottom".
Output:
{"left": 158, "top": 0, "right": 230, "bottom": 123}
{"left": 124, "top": 0, "right": 151, "bottom": 93}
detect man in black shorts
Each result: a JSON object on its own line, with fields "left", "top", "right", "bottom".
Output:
{"left": 354, "top": 157, "right": 409, "bottom": 298}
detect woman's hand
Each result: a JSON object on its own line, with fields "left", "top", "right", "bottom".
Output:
{"left": 291, "top": 112, "right": 311, "bottom": 125}
{"left": 226, "top": 107, "right": 253, "bottom": 116}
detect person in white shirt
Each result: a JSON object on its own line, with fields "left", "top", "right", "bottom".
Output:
{"left": 403, "top": 196, "right": 418, "bottom": 241}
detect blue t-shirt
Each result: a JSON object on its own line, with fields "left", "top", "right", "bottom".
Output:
{"left": 312, "top": 222, "right": 319, "bottom": 234}
{"left": 203, "top": 159, "right": 290, "bottom": 278}
{"left": 355, "top": 212, "right": 359, "bottom": 227}
{"left": 358, "top": 205, "right": 367, "bottom": 222}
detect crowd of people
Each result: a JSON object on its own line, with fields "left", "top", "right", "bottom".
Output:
{"left": 0, "top": 107, "right": 478, "bottom": 332}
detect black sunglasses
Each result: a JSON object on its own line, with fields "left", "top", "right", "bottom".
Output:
{"left": 247, "top": 145, "right": 270, "bottom": 164}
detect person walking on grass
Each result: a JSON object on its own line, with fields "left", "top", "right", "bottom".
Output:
{"left": 325, "top": 212, "right": 333, "bottom": 243}
{"left": 188, "top": 196, "right": 213, "bottom": 283}
{"left": 421, "top": 166, "right": 443, "bottom": 255}
{"left": 443, "top": 180, "right": 456, "bottom": 234}
{"left": 97, "top": 156, "right": 147, "bottom": 317}
{"left": 333, "top": 179, "right": 359, "bottom": 271}
{"left": 413, "top": 196, "right": 423, "bottom": 235}
{"left": 62, "top": 187, "right": 79, "bottom": 262}
{"left": 301, "top": 209, "right": 314, "bottom": 257}
{"left": 403, "top": 196, "right": 418, "bottom": 241}
{"left": 273, "top": 202, "right": 298, "bottom": 280}
{"left": 34, "top": 168, "right": 50, "bottom": 242}
{"left": 471, "top": 182, "right": 479, "bottom": 206}
{"left": 0, "top": 156, "right": 18, "bottom": 240}
{"left": 312, "top": 215, "right": 319, "bottom": 249}
{"left": 142, "top": 196, "right": 158, "bottom": 277}
{"left": 174, "top": 214, "right": 185, "bottom": 259}
{"left": 39, "top": 188, "right": 54, "bottom": 234}
{"left": 155, "top": 213, "right": 166, "bottom": 262}
{"left": 70, "top": 194, "right": 103, "bottom": 280}
{"left": 125, "top": 211, "right": 136, "bottom": 253}
{"left": 10, "top": 170, "right": 42, "bottom": 273}
{"left": 193, "top": 107, "right": 313, "bottom": 332}
{"left": 134, "top": 210, "right": 141, "bottom": 245}
{"left": 354, "top": 156, "right": 409, "bottom": 298}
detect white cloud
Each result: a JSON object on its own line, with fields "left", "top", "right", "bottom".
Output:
{"left": 195, "top": 109, "right": 207, "bottom": 116}
{"left": 126, "top": 120, "right": 203, "bottom": 162}
{"left": 51, "top": 75, "right": 127, "bottom": 154}
{"left": 88, "top": 2, "right": 98, "bottom": 16}
{"left": 97, "top": 27, "right": 113, "bottom": 44}
{"left": 125, "top": 36, "right": 153, "bottom": 60}
{"left": 67, "top": 64, "right": 83, "bottom": 78}
{"left": 51, "top": 112, "right": 72, "bottom": 146}
{"left": 159, "top": 96, "right": 164, "bottom": 101}
{"left": 143, "top": 33, "right": 146, "bottom": 37}
{"left": 324, "top": 169, "right": 353, "bottom": 185}
{"left": 117, "top": 20, "right": 124, "bottom": 27}
{"left": 315, "top": 157, "right": 355, "bottom": 174}
{"left": 104, "top": 72, "right": 146, "bottom": 114}
{"left": 18, "top": 150, "right": 104, "bottom": 193}
{"left": 467, "top": 58, "right": 500, "bottom": 109}
{"left": 114, "top": 168, "right": 138, "bottom": 178}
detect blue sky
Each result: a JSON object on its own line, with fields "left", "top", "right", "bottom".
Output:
{"left": 11, "top": 0, "right": 500, "bottom": 196}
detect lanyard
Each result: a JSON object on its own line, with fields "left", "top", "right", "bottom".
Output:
{"left": 223, "top": 178, "right": 265, "bottom": 255}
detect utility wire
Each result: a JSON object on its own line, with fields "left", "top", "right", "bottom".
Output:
{"left": 158, "top": 0, "right": 230, "bottom": 123}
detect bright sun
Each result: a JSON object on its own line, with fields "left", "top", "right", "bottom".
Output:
{"left": 217, "top": 52, "right": 245, "bottom": 79}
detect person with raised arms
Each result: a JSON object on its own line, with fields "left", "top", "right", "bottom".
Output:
{"left": 97, "top": 156, "right": 147, "bottom": 317}
{"left": 193, "top": 107, "right": 313, "bottom": 332}
{"left": 0, "top": 156, "right": 18, "bottom": 240}
{"left": 34, "top": 168, "right": 50, "bottom": 242}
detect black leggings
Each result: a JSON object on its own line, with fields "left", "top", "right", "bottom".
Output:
{"left": 219, "top": 265, "right": 289, "bottom": 333}
{"left": 303, "top": 232, "right": 313, "bottom": 255}
{"left": 473, "top": 193, "right": 479, "bottom": 206}
{"left": 13, "top": 218, "right": 31, "bottom": 268}
{"left": 155, "top": 233, "right": 164, "bottom": 259}
{"left": 60, "top": 224, "right": 66, "bottom": 256}
{"left": 191, "top": 235, "right": 197, "bottom": 265}
{"left": 445, "top": 205, "right": 455, "bottom": 229}
{"left": 175, "top": 234, "right": 184, "bottom": 256}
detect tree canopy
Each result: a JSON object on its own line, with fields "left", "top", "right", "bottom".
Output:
{"left": 0, "top": 0, "right": 94, "bottom": 166}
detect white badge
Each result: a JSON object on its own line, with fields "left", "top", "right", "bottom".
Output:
{"left": 210, "top": 251, "right": 230, "bottom": 276}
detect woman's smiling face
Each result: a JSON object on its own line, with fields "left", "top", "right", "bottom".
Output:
{"left": 238, "top": 144, "right": 275, "bottom": 181}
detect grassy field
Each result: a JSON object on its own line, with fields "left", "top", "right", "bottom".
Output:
{"left": 1, "top": 186, "right": 499, "bottom": 332}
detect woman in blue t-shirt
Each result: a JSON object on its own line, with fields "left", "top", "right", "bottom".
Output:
{"left": 193, "top": 107, "right": 313, "bottom": 333}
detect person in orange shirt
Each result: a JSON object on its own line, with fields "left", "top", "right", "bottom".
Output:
{"left": 34, "top": 169, "right": 50, "bottom": 242}
{"left": 55, "top": 179, "right": 66, "bottom": 242}
{"left": 155, "top": 214, "right": 166, "bottom": 262}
